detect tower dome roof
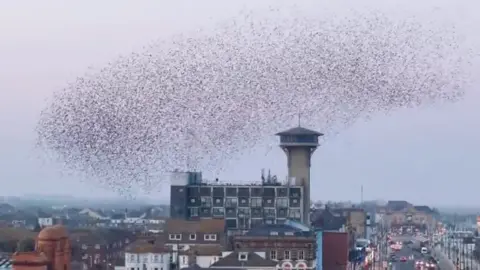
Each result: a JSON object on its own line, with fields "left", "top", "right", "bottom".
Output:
{"left": 38, "top": 225, "right": 68, "bottom": 240}
{"left": 276, "top": 126, "right": 323, "bottom": 136}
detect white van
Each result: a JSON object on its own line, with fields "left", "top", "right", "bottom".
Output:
{"left": 421, "top": 247, "right": 428, "bottom": 254}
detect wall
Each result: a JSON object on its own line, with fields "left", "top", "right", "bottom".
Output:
{"left": 315, "top": 231, "right": 323, "bottom": 270}
{"left": 322, "top": 232, "right": 348, "bottom": 270}
{"left": 195, "top": 256, "right": 220, "bottom": 268}
{"left": 124, "top": 253, "right": 170, "bottom": 270}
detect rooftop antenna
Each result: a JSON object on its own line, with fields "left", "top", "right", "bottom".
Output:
{"left": 297, "top": 113, "right": 301, "bottom": 127}
{"left": 361, "top": 185, "right": 364, "bottom": 204}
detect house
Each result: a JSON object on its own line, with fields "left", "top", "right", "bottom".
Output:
{"left": 386, "top": 205, "right": 434, "bottom": 230}
{"left": 110, "top": 214, "right": 125, "bottom": 225}
{"left": 386, "top": 201, "right": 412, "bottom": 212}
{"left": 330, "top": 207, "right": 366, "bottom": 239}
{"left": 0, "top": 211, "right": 37, "bottom": 229}
{"left": 165, "top": 219, "right": 226, "bottom": 247}
{"left": 178, "top": 244, "right": 224, "bottom": 268}
{"left": 125, "top": 239, "right": 171, "bottom": 270}
{"left": 0, "top": 203, "right": 15, "bottom": 215}
{"left": 70, "top": 228, "right": 135, "bottom": 268}
{"left": 78, "top": 208, "right": 108, "bottom": 220}
{"left": 37, "top": 211, "right": 54, "bottom": 227}
{"left": 211, "top": 251, "right": 277, "bottom": 270}
{"left": 232, "top": 223, "right": 315, "bottom": 269}
{"left": 125, "top": 210, "right": 147, "bottom": 224}
{"left": 311, "top": 208, "right": 347, "bottom": 231}
{"left": 144, "top": 208, "right": 167, "bottom": 225}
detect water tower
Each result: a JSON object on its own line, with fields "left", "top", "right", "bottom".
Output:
{"left": 276, "top": 126, "right": 323, "bottom": 225}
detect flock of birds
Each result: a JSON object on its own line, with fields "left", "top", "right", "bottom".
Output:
{"left": 35, "top": 6, "right": 471, "bottom": 194}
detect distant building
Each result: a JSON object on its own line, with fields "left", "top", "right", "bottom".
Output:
{"left": 386, "top": 203, "right": 434, "bottom": 230}
{"left": 164, "top": 219, "right": 227, "bottom": 247}
{"left": 37, "top": 211, "right": 54, "bottom": 227}
{"left": 169, "top": 171, "right": 305, "bottom": 231}
{"left": 170, "top": 126, "right": 323, "bottom": 230}
{"left": 12, "top": 225, "right": 71, "bottom": 270}
{"left": 124, "top": 240, "right": 171, "bottom": 270}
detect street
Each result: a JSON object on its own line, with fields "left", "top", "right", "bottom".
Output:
{"left": 387, "top": 235, "right": 456, "bottom": 270}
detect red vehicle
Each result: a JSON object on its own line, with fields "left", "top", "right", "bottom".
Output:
{"left": 400, "top": 256, "right": 407, "bottom": 262}
{"left": 415, "top": 260, "right": 424, "bottom": 269}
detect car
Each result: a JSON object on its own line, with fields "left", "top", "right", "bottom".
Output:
{"left": 424, "top": 262, "right": 437, "bottom": 269}
{"left": 415, "top": 260, "right": 424, "bottom": 269}
{"left": 421, "top": 247, "right": 428, "bottom": 254}
{"left": 400, "top": 256, "right": 407, "bottom": 262}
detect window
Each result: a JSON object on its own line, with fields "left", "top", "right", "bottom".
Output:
{"left": 276, "top": 198, "right": 288, "bottom": 207}
{"left": 270, "top": 231, "right": 278, "bottom": 236}
{"left": 289, "top": 209, "right": 301, "bottom": 219}
{"left": 270, "top": 250, "right": 277, "bottom": 260}
{"left": 131, "top": 268, "right": 135, "bottom": 270}
{"left": 189, "top": 207, "right": 199, "bottom": 217}
{"left": 204, "top": 234, "right": 217, "bottom": 241}
{"left": 225, "top": 197, "right": 238, "bottom": 207}
{"left": 95, "top": 244, "right": 100, "bottom": 249}
{"left": 182, "top": 256, "right": 186, "bottom": 264}
{"left": 284, "top": 250, "right": 290, "bottom": 260}
{"left": 154, "top": 268, "right": 158, "bottom": 270}
{"left": 298, "top": 250, "right": 305, "bottom": 260}
{"left": 250, "top": 198, "right": 262, "bottom": 207}
{"left": 130, "top": 254, "right": 135, "bottom": 262}
{"left": 189, "top": 234, "right": 196, "bottom": 240}
{"left": 169, "top": 234, "right": 182, "bottom": 240}
{"left": 160, "top": 254, "right": 164, "bottom": 263}
{"left": 201, "top": 197, "right": 212, "bottom": 207}
{"left": 94, "top": 254, "right": 100, "bottom": 264}
{"left": 238, "top": 252, "right": 248, "bottom": 261}
{"left": 153, "top": 255, "right": 159, "bottom": 263}
{"left": 81, "top": 244, "right": 87, "bottom": 250}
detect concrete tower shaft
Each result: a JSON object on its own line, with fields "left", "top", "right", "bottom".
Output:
{"left": 276, "top": 126, "right": 323, "bottom": 226}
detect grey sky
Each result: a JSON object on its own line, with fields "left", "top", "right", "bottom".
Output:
{"left": 0, "top": 0, "right": 479, "bottom": 206}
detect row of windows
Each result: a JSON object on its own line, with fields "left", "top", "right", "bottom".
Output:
{"left": 128, "top": 254, "right": 166, "bottom": 263}
{"left": 168, "top": 233, "right": 217, "bottom": 241}
{"left": 81, "top": 239, "right": 129, "bottom": 250}
{"left": 195, "top": 197, "right": 297, "bottom": 207}
{"left": 270, "top": 250, "right": 306, "bottom": 260}
{"left": 189, "top": 207, "right": 302, "bottom": 218}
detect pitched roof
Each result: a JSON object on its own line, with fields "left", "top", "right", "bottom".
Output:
{"left": 276, "top": 126, "right": 323, "bottom": 136}
{"left": 165, "top": 219, "right": 225, "bottom": 233}
{"left": 311, "top": 209, "right": 346, "bottom": 231}
{"left": 245, "top": 224, "right": 314, "bottom": 237}
{"left": 413, "top": 205, "right": 433, "bottom": 213}
{"left": 125, "top": 239, "right": 170, "bottom": 254}
{"left": 386, "top": 201, "right": 411, "bottom": 211}
{"left": 211, "top": 252, "right": 277, "bottom": 268}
